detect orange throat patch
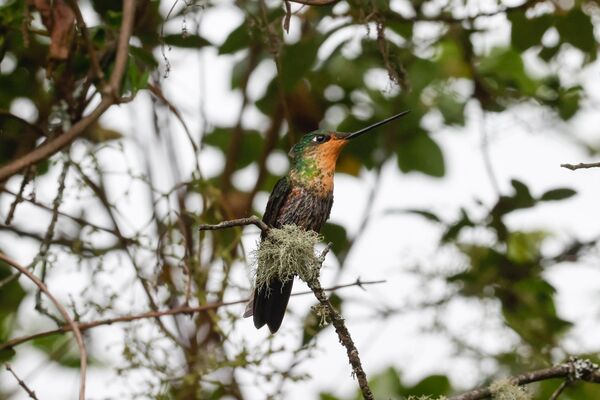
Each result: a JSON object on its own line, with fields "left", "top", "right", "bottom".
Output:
{"left": 312, "top": 138, "right": 347, "bottom": 192}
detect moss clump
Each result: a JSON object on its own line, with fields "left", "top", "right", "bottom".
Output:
{"left": 490, "top": 379, "right": 531, "bottom": 400}
{"left": 253, "top": 225, "right": 321, "bottom": 294}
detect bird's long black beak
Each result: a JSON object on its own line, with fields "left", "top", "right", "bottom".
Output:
{"left": 342, "top": 110, "right": 410, "bottom": 140}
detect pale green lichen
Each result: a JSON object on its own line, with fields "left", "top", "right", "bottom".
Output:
{"left": 407, "top": 396, "right": 447, "bottom": 400}
{"left": 253, "top": 225, "right": 321, "bottom": 294}
{"left": 490, "top": 379, "right": 531, "bottom": 400}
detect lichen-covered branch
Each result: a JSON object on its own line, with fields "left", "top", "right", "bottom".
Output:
{"left": 450, "top": 358, "right": 600, "bottom": 400}
{"left": 306, "top": 245, "right": 374, "bottom": 400}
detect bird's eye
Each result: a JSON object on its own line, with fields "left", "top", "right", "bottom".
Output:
{"left": 312, "top": 134, "right": 328, "bottom": 143}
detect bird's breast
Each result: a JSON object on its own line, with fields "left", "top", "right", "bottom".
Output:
{"left": 276, "top": 186, "right": 334, "bottom": 233}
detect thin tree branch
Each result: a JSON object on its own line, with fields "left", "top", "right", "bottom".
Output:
{"left": 560, "top": 162, "right": 600, "bottom": 171}
{"left": 64, "top": 0, "right": 103, "bottom": 80}
{"left": 199, "top": 216, "right": 269, "bottom": 234}
{"left": 5, "top": 363, "right": 39, "bottom": 400}
{"left": 0, "top": 0, "right": 135, "bottom": 182}
{"left": 449, "top": 359, "right": 600, "bottom": 400}
{"left": 549, "top": 380, "right": 570, "bottom": 400}
{"left": 0, "top": 279, "right": 384, "bottom": 351}
{"left": 307, "top": 245, "right": 374, "bottom": 400}
{"left": 0, "top": 253, "right": 88, "bottom": 400}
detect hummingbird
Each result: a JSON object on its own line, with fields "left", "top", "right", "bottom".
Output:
{"left": 246, "top": 111, "right": 409, "bottom": 333}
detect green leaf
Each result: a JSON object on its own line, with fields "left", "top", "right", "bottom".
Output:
{"left": 478, "top": 47, "right": 538, "bottom": 95}
{"left": 32, "top": 335, "right": 82, "bottom": 368}
{"left": 540, "top": 188, "right": 576, "bottom": 201}
{"left": 556, "top": 9, "right": 595, "bottom": 53}
{"left": 442, "top": 208, "right": 474, "bottom": 243}
{"left": 406, "top": 375, "right": 451, "bottom": 397}
{"left": 507, "top": 230, "right": 548, "bottom": 263}
{"left": 321, "top": 223, "right": 349, "bottom": 261}
{"left": 384, "top": 208, "right": 442, "bottom": 223}
{"left": 163, "top": 34, "right": 210, "bottom": 48}
{"left": 129, "top": 45, "right": 158, "bottom": 68}
{"left": 203, "top": 128, "right": 263, "bottom": 170}
{"left": 280, "top": 38, "right": 321, "bottom": 92}
{"left": 0, "top": 348, "right": 15, "bottom": 363}
{"left": 509, "top": 12, "right": 552, "bottom": 50}
{"left": 219, "top": 23, "right": 251, "bottom": 54}
{"left": 368, "top": 367, "right": 404, "bottom": 398}
{"left": 397, "top": 132, "right": 445, "bottom": 177}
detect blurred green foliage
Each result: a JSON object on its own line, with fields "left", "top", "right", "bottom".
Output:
{"left": 1, "top": 0, "right": 599, "bottom": 398}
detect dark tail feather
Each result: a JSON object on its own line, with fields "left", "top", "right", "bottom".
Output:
{"left": 253, "top": 278, "right": 294, "bottom": 333}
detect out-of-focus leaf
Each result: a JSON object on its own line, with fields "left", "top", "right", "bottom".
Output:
{"left": 129, "top": 45, "right": 159, "bottom": 68}
{"left": 219, "top": 22, "right": 251, "bottom": 54}
{"left": 478, "top": 47, "right": 538, "bottom": 95}
{"left": 163, "top": 34, "right": 210, "bottom": 48}
{"left": 436, "top": 90, "right": 466, "bottom": 126}
{"left": 280, "top": 37, "right": 321, "bottom": 92}
{"left": 405, "top": 375, "right": 451, "bottom": 397}
{"left": 0, "top": 348, "right": 16, "bottom": 363}
{"left": 321, "top": 223, "right": 349, "bottom": 261}
{"left": 368, "top": 367, "right": 404, "bottom": 398}
{"left": 319, "top": 393, "right": 342, "bottom": 400}
{"left": 397, "top": 132, "right": 445, "bottom": 177}
{"left": 507, "top": 231, "right": 548, "bottom": 263}
{"left": 335, "top": 154, "right": 362, "bottom": 176}
{"left": 203, "top": 128, "right": 263, "bottom": 170}
{"left": 83, "top": 123, "right": 123, "bottom": 143}
{"left": 540, "top": 188, "right": 576, "bottom": 202}
{"left": 442, "top": 208, "right": 473, "bottom": 242}
{"left": 509, "top": 12, "right": 552, "bottom": 50}
{"left": 32, "top": 335, "right": 82, "bottom": 368}
{"left": 556, "top": 9, "right": 596, "bottom": 54}
{"left": 384, "top": 208, "right": 442, "bottom": 223}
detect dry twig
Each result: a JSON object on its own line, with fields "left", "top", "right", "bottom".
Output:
{"left": 5, "top": 364, "right": 39, "bottom": 400}
{"left": 0, "top": 253, "right": 88, "bottom": 400}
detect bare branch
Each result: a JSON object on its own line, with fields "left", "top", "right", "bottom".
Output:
{"left": 199, "top": 216, "right": 270, "bottom": 234}
{"left": 560, "top": 162, "right": 600, "bottom": 171}
{"left": 5, "top": 364, "right": 39, "bottom": 400}
{"left": 306, "top": 245, "right": 374, "bottom": 400}
{"left": 0, "top": 279, "right": 384, "bottom": 351}
{"left": 0, "top": 253, "right": 88, "bottom": 400}
{"left": 64, "top": 0, "right": 103, "bottom": 80}
{"left": 449, "top": 359, "right": 600, "bottom": 400}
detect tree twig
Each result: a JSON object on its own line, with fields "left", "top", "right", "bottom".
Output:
{"left": 0, "top": 253, "right": 88, "bottom": 400}
{"left": 199, "top": 216, "right": 269, "bottom": 234}
{"left": 0, "top": 279, "right": 384, "bottom": 351}
{"left": 560, "top": 162, "right": 600, "bottom": 171}
{"left": 306, "top": 244, "right": 374, "bottom": 400}
{"left": 449, "top": 358, "right": 600, "bottom": 400}
{"left": 549, "top": 380, "right": 570, "bottom": 400}
{"left": 5, "top": 363, "right": 39, "bottom": 400}
{"left": 64, "top": 0, "right": 103, "bottom": 80}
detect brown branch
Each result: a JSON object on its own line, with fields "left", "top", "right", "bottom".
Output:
{"left": 449, "top": 359, "right": 600, "bottom": 400}
{"left": 5, "top": 363, "right": 39, "bottom": 400}
{"left": 306, "top": 245, "right": 374, "bottom": 400}
{"left": 0, "top": 279, "right": 384, "bottom": 351}
{"left": 64, "top": 0, "right": 103, "bottom": 80}
{"left": 560, "top": 162, "right": 600, "bottom": 171}
{"left": 0, "top": 253, "right": 88, "bottom": 400}
{"left": 0, "top": 0, "right": 135, "bottom": 182}
{"left": 198, "top": 216, "right": 270, "bottom": 234}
